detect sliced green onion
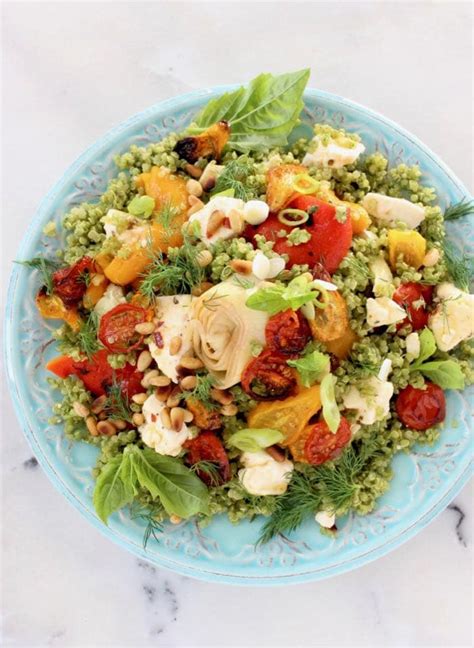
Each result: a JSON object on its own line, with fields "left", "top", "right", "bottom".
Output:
{"left": 292, "top": 173, "right": 320, "bottom": 195}
{"left": 320, "top": 374, "right": 340, "bottom": 434}
{"left": 212, "top": 188, "right": 235, "bottom": 198}
{"left": 278, "top": 208, "right": 309, "bottom": 226}
{"left": 127, "top": 195, "right": 155, "bottom": 218}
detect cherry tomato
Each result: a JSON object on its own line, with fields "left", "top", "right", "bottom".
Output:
{"left": 52, "top": 256, "right": 95, "bottom": 306}
{"left": 304, "top": 417, "right": 352, "bottom": 465}
{"left": 393, "top": 282, "right": 434, "bottom": 331}
{"left": 70, "top": 350, "right": 143, "bottom": 397}
{"left": 184, "top": 431, "right": 231, "bottom": 485}
{"left": 98, "top": 304, "right": 148, "bottom": 353}
{"left": 241, "top": 349, "right": 298, "bottom": 401}
{"left": 265, "top": 309, "right": 312, "bottom": 356}
{"left": 249, "top": 197, "right": 352, "bottom": 273}
{"left": 395, "top": 383, "right": 446, "bottom": 430}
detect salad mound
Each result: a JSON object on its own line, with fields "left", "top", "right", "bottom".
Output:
{"left": 22, "top": 70, "right": 473, "bottom": 545}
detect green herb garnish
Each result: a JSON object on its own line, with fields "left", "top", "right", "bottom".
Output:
{"left": 182, "top": 374, "right": 218, "bottom": 411}
{"left": 287, "top": 350, "right": 330, "bottom": 387}
{"left": 227, "top": 428, "right": 284, "bottom": 453}
{"left": 409, "top": 328, "right": 465, "bottom": 390}
{"left": 212, "top": 157, "right": 252, "bottom": 200}
{"left": 442, "top": 240, "right": 472, "bottom": 292}
{"left": 17, "top": 256, "right": 61, "bottom": 294}
{"left": 246, "top": 275, "right": 324, "bottom": 315}
{"left": 77, "top": 311, "right": 100, "bottom": 358}
{"left": 444, "top": 198, "right": 474, "bottom": 221}
{"left": 320, "top": 374, "right": 340, "bottom": 433}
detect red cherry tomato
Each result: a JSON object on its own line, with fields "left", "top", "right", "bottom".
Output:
{"left": 52, "top": 256, "right": 95, "bottom": 306}
{"left": 249, "top": 197, "right": 352, "bottom": 273}
{"left": 395, "top": 383, "right": 446, "bottom": 430}
{"left": 304, "top": 417, "right": 352, "bottom": 465}
{"left": 184, "top": 431, "right": 231, "bottom": 485}
{"left": 265, "top": 309, "right": 312, "bottom": 356}
{"left": 98, "top": 304, "right": 148, "bottom": 353}
{"left": 393, "top": 282, "right": 434, "bottom": 331}
{"left": 241, "top": 349, "right": 298, "bottom": 401}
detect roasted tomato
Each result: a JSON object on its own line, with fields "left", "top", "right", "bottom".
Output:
{"left": 304, "top": 417, "right": 352, "bottom": 465}
{"left": 308, "top": 290, "right": 349, "bottom": 343}
{"left": 186, "top": 398, "right": 222, "bottom": 430}
{"left": 393, "top": 282, "right": 434, "bottom": 331}
{"left": 241, "top": 350, "right": 298, "bottom": 401}
{"left": 184, "top": 431, "right": 231, "bottom": 485}
{"left": 174, "top": 121, "right": 230, "bottom": 163}
{"left": 98, "top": 304, "right": 148, "bottom": 353}
{"left": 265, "top": 309, "right": 312, "bottom": 356}
{"left": 52, "top": 256, "right": 95, "bottom": 306}
{"left": 395, "top": 383, "right": 446, "bottom": 430}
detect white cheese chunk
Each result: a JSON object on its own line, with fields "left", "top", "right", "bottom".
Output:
{"left": 238, "top": 451, "right": 293, "bottom": 496}
{"left": 188, "top": 196, "right": 245, "bottom": 245}
{"left": 101, "top": 209, "right": 135, "bottom": 238}
{"left": 303, "top": 140, "right": 365, "bottom": 169}
{"left": 343, "top": 376, "right": 394, "bottom": 425}
{"left": 252, "top": 252, "right": 286, "bottom": 280}
{"left": 366, "top": 297, "right": 406, "bottom": 328}
{"left": 370, "top": 256, "right": 394, "bottom": 297}
{"left": 139, "top": 394, "right": 191, "bottom": 456}
{"left": 94, "top": 284, "right": 126, "bottom": 318}
{"left": 361, "top": 193, "right": 425, "bottom": 229}
{"left": 428, "top": 282, "right": 474, "bottom": 351}
{"left": 405, "top": 332, "right": 420, "bottom": 358}
{"left": 148, "top": 295, "right": 194, "bottom": 383}
{"left": 315, "top": 511, "right": 336, "bottom": 529}
{"left": 243, "top": 200, "right": 270, "bottom": 226}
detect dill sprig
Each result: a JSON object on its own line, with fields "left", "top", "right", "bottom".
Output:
{"left": 444, "top": 198, "right": 474, "bottom": 221}
{"left": 182, "top": 373, "right": 219, "bottom": 411}
{"left": 442, "top": 240, "right": 472, "bottom": 292}
{"left": 130, "top": 501, "right": 164, "bottom": 549}
{"left": 189, "top": 460, "right": 223, "bottom": 487}
{"left": 155, "top": 201, "right": 180, "bottom": 246}
{"left": 105, "top": 379, "right": 133, "bottom": 423}
{"left": 77, "top": 311, "right": 100, "bottom": 358}
{"left": 212, "top": 157, "right": 252, "bottom": 200}
{"left": 16, "top": 256, "right": 61, "bottom": 294}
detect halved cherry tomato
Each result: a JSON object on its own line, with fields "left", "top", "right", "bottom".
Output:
{"left": 304, "top": 417, "right": 352, "bottom": 465}
{"left": 241, "top": 350, "right": 298, "bottom": 401}
{"left": 98, "top": 304, "right": 148, "bottom": 353}
{"left": 248, "top": 197, "right": 352, "bottom": 273}
{"left": 52, "top": 256, "right": 95, "bottom": 306}
{"left": 393, "top": 282, "right": 434, "bottom": 331}
{"left": 395, "top": 383, "right": 446, "bottom": 430}
{"left": 184, "top": 431, "right": 231, "bottom": 485}
{"left": 265, "top": 309, "right": 312, "bottom": 356}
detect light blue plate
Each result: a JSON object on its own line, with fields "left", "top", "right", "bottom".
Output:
{"left": 5, "top": 88, "right": 473, "bottom": 585}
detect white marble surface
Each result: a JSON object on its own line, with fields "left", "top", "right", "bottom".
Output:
{"left": 2, "top": 2, "right": 473, "bottom": 647}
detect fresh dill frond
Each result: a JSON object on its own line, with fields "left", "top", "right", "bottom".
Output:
{"left": 77, "top": 311, "right": 100, "bottom": 358}
{"left": 105, "top": 379, "right": 133, "bottom": 423}
{"left": 155, "top": 201, "right": 180, "bottom": 246}
{"left": 201, "top": 289, "right": 226, "bottom": 312}
{"left": 130, "top": 501, "right": 164, "bottom": 549}
{"left": 16, "top": 256, "right": 61, "bottom": 294}
{"left": 182, "top": 373, "right": 219, "bottom": 411}
{"left": 339, "top": 254, "right": 370, "bottom": 285}
{"left": 442, "top": 240, "right": 472, "bottom": 292}
{"left": 189, "top": 460, "right": 223, "bottom": 487}
{"left": 444, "top": 198, "right": 474, "bottom": 221}
{"left": 212, "top": 157, "right": 252, "bottom": 200}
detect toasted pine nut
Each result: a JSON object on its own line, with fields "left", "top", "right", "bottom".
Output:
{"left": 169, "top": 514, "right": 182, "bottom": 524}
{"left": 86, "top": 416, "right": 98, "bottom": 436}
{"left": 206, "top": 210, "right": 226, "bottom": 238}
{"left": 266, "top": 445, "right": 286, "bottom": 462}
{"left": 191, "top": 281, "right": 214, "bottom": 296}
{"left": 170, "top": 407, "right": 185, "bottom": 432}
{"left": 155, "top": 385, "right": 172, "bottom": 402}
{"left": 183, "top": 409, "right": 194, "bottom": 423}
{"left": 229, "top": 259, "right": 253, "bottom": 275}
{"left": 111, "top": 419, "right": 127, "bottom": 431}
{"left": 166, "top": 387, "right": 182, "bottom": 408}
{"left": 160, "top": 407, "right": 172, "bottom": 428}
{"left": 97, "top": 420, "right": 117, "bottom": 436}
{"left": 134, "top": 321, "right": 156, "bottom": 335}
{"left": 73, "top": 401, "right": 90, "bottom": 418}
{"left": 179, "top": 356, "right": 204, "bottom": 370}
{"left": 229, "top": 209, "right": 244, "bottom": 234}
{"left": 220, "top": 403, "right": 238, "bottom": 416}
{"left": 180, "top": 375, "right": 197, "bottom": 390}
{"left": 196, "top": 250, "right": 213, "bottom": 267}
{"left": 132, "top": 392, "right": 148, "bottom": 405}
{"left": 186, "top": 179, "right": 203, "bottom": 197}
{"left": 187, "top": 203, "right": 204, "bottom": 217}
{"left": 132, "top": 412, "right": 145, "bottom": 426}
{"left": 423, "top": 248, "right": 440, "bottom": 267}
{"left": 149, "top": 375, "right": 172, "bottom": 387}
{"left": 185, "top": 163, "right": 203, "bottom": 179}
{"left": 141, "top": 369, "right": 159, "bottom": 388}
{"left": 91, "top": 395, "right": 107, "bottom": 414}
{"left": 211, "top": 388, "right": 233, "bottom": 405}
{"left": 137, "top": 350, "right": 152, "bottom": 372}
{"left": 188, "top": 194, "right": 203, "bottom": 207}
{"left": 98, "top": 411, "right": 108, "bottom": 420}
{"left": 169, "top": 336, "right": 182, "bottom": 356}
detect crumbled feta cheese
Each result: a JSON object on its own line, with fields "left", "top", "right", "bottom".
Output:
{"left": 148, "top": 295, "right": 194, "bottom": 383}
{"left": 343, "top": 376, "right": 394, "bottom": 425}
{"left": 303, "top": 139, "right": 365, "bottom": 169}
{"left": 366, "top": 297, "right": 406, "bottom": 328}
{"left": 315, "top": 511, "right": 336, "bottom": 529}
{"left": 243, "top": 200, "right": 270, "bottom": 226}
{"left": 188, "top": 196, "right": 245, "bottom": 245}
{"left": 405, "top": 332, "right": 420, "bottom": 358}
{"left": 102, "top": 209, "right": 135, "bottom": 238}
{"left": 369, "top": 256, "right": 394, "bottom": 297}
{"left": 238, "top": 451, "right": 293, "bottom": 496}
{"left": 378, "top": 358, "right": 392, "bottom": 382}
{"left": 361, "top": 193, "right": 425, "bottom": 229}
{"left": 94, "top": 284, "right": 126, "bottom": 318}
{"left": 428, "top": 282, "right": 474, "bottom": 351}
{"left": 139, "top": 394, "right": 191, "bottom": 456}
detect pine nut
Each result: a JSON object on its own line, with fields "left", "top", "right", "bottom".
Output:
{"left": 229, "top": 209, "right": 244, "bottom": 234}
{"left": 98, "top": 411, "right": 108, "bottom": 420}
{"left": 220, "top": 403, "right": 238, "bottom": 416}
{"left": 185, "top": 163, "right": 203, "bottom": 179}
{"left": 266, "top": 445, "right": 286, "bottom": 463}
{"left": 86, "top": 416, "right": 98, "bottom": 436}
{"left": 73, "top": 401, "right": 90, "bottom": 418}
{"left": 169, "top": 336, "right": 182, "bottom": 356}
{"left": 180, "top": 375, "right": 197, "bottom": 390}
{"left": 149, "top": 375, "right": 172, "bottom": 387}
{"left": 166, "top": 387, "right": 182, "bottom": 408}
{"left": 160, "top": 407, "right": 172, "bottom": 428}
{"left": 229, "top": 259, "right": 253, "bottom": 275}
{"left": 179, "top": 356, "right": 204, "bottom": 370}
{"left": 111, "top": 419, "right": 127, "bottom": 431}
{"left": 423, "top": 248, "right": 440, "bottom": 267}
{"left": 191, "top": 281, "right": 214, "bottom": 296}
{"left": 196, "top": 250, "right": 213, "bottom": 267}
{"left": 207, "top": 210, "right": 226, "bottom": 237}
{"left": 211, "top": 388, "right": 233, "bottom": 405}
{"left": 91, "top": 395, "right": 107, "bottom": 414}
{"left": 134, "top": 321, "right": 156, "bottom": 335}
{"left": 132, "top": 392, "right": 148, "bottom": 405}
{"left": 183, "top": 409, "right": 194, "bottom": 423}
{"left": 188, "top": 194, "right": 204, "bottom": 207}
{"left": 137, "top": 350, "right": 152, "bottom": 372}
{"left": 132, "top": 412, "right": 145, "bottom": 426}
{"left": 187, "top": 203, "right": 204, "bottom": 217}
{"left": 97, "top": 420, "right": 117, "bottom": 436}
{"left": 155, "top": 385, "right": 172, "bottom": 402}
{"left": 141, "top": 369, "right": 159, "bottom": 388}
{"left": 169, "top": 514, "right": 182, "bottom": 524}
{"left": 186, "top": 179, "right": 203, "bottom": 197}
{"left": 170, "top": 407, "right": 185, "bottom": 432}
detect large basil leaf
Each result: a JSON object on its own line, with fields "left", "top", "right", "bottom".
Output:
{"left": 414, "top": 360, "right": 465, "bottom": 390}
{"left": 93, "top": 454, "right": 135, "bottom": 524}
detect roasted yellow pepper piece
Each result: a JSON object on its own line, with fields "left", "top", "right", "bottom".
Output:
{"left": 388, "top": 230, "right": 426, "bottom": 270}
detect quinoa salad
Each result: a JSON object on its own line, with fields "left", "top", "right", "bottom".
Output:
{"left": 22, "top": 70, "right": 473, "bottom": 545}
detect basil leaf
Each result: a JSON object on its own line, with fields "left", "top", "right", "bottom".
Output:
{"left": 246, "top": 276, "right": 318, "bottom": 315}
{"left": 120, "top": 451, "right": 140, "bottom": 496}
{"left": 93, "top": 454, "right": 134, "bottom": 524}
{"left": 320, "top": 374, "right": 340, "bottom": 434}
{"left": 415, "top": 328, "right": 437, "bottom": 365}
{"left": 415, "top": 360, "right": 465, "bottom": 390}
{"left": 194, "top": 70, "right": 310, "bottom": 152}
{"left": 131, "top": 448, "right": 209, "bottom": 518}
{"left": 287, "top": 351, "right": 330, "bottom": 387}
{"left": 227, "top": 428, "right": 284, "bottom": 453}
